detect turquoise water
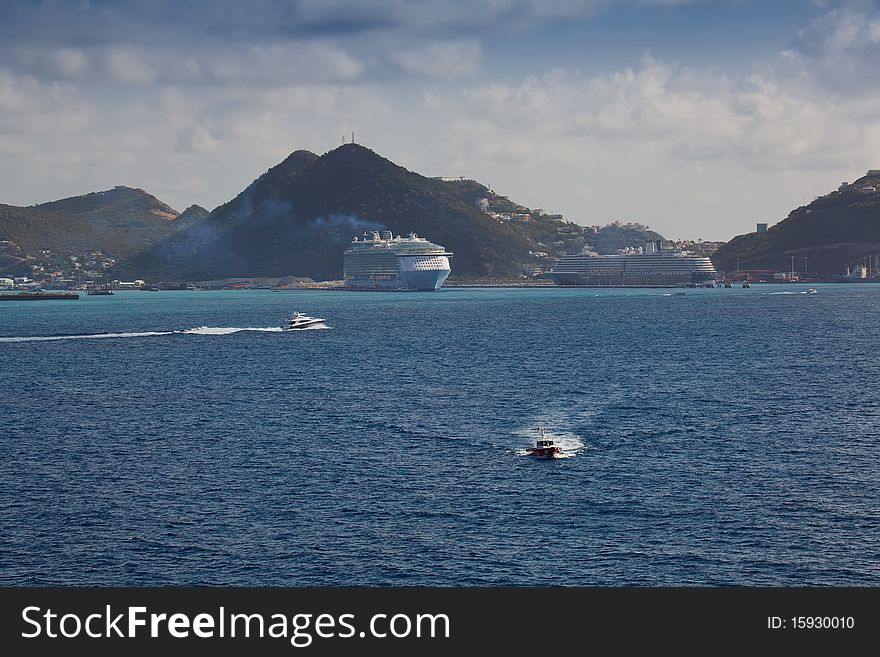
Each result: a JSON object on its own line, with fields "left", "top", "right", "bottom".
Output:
{"left": 1, "top": 284, "right": 878, "bottom": 585}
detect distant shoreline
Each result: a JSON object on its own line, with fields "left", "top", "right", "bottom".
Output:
{"left": 25, "top": 278, "right": 878, "bottom": 294}
{"left": 114, "top": 279, "right": 880, "bottom": 291}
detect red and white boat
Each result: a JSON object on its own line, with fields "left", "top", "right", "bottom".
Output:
{"left": 526, "top": 425, "right": 562, "bottom": 458}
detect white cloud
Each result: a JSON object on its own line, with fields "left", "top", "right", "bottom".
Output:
{"left": 103, "top": 49, "right": 159, "bottom": 84}
{"left": 418, "top": 30, "right": 880, "bottom": 239}
{"left": 0, "top": 68, "right": 406, "bottom": 212}
{"left": 775, "top": 7, "right": 880, "bottom": 94}
{"left": 390, "top": 41, "right": 481, "bottom": 79}
{"left": 240, "top": 43, "right": 365, "bottom": 81}
{"left": 3, "top": 3, "right": 880, "bottom": 244}
{"left": 47, "top": 48, "right": 89, "bottom": 78}
{"left": 287, "top": 0, "right": 605, "bottom": 29}
{"left": 176, "top": 125, "right": 220, "bottom": 154}
{"left": 0, "top": 68, "right": 93, "bottom": 134}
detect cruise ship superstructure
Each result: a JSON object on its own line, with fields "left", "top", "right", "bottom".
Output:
{"left": 545, "top": 240, "right": 717, "bottom": 286}
{"left": 343, "top": 231, "right": 452, "bottom": 290}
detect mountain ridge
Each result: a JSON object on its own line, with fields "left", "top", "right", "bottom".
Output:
{"left": 3, "top": 147, "right": 674, "bottom": 281}
{"left": 118, "top": 144, "right": 560, "bottom": 280}
{"left": 0, "top": 186, "right": 186, "bottom": 275}
{"left": 36, "top": 185, "right": 178, "bottom": 223}
{"left": 712, "top": 171, "right": 880, "bottom": 274}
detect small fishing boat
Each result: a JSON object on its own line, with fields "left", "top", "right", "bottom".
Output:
{"left": 526, "top": 425, "right": 562, "bottom": 459}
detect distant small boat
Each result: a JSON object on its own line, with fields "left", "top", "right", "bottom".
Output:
{"left": 742, "top": 282, "right": 751, "bottom": 288}
{"left": 723, "top": 282, "right": 732, "bottom": 288}
{"left": 807, "top": 288, "right": 818, "bottom": 294}
{"left": 526, "top": 425, "right": 562, "bottom": 459}
{"left": 87, "top": 285, "right": 113, "bottom": 295}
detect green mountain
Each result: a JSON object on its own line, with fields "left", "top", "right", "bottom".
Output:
{"left": 36, "top": 185, "right": 177, "bottom": 223}
{"left": 118, "top": 145, "right": 535, "bottom": 280}
{"left": 712, "top": 171, "right": 880, "bottom": 274}
{"left": 0, "top": 186, "right": 183, "bottom": 275}
{"left": 589, "top": 222, "right": 665, "bottom": 253}
{"left": 174, "top": 204, "right": 211, "bottom": 226}
{"left": 117, "top": 144, "right": 668, "bottom": 281}
{"left": 0, "top": 205, "right": 94, "bottom": 274}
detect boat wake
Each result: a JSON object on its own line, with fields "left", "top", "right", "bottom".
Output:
{"left": 0, "top": 331, "right": 173, "bottom": 343}
{"left": 513, "top": 424, "right": 585, "bottom": 459}
{"left": 179, "top": 326, "right": 284, "bottom": 335}
{"left": 0, "top": 324, "right": 331, "bottom": 343}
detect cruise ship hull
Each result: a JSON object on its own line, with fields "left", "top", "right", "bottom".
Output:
{"left": 545, "top": 271, "right": 715, "bottom": 286}
{"left": 345, "top": 269, "right": 450, "bottom": 291}
{"left": 546, "top": 243, "right": 717, "bottom": 287}
{"left": 401, "top": 269, "right": 450, "bottom": 291}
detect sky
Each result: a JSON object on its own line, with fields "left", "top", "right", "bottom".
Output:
{"left": 2, "top": 0, "right": 880, "bottom": 241}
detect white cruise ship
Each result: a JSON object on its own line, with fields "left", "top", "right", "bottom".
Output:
{"left": 545, "top": 240, "right": 717, "bottom": 286}
{"left": 343, "top": 231, "right": 452, "bottom": 290}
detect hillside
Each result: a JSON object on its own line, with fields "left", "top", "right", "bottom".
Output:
{"left": 117, "top": 144, "right": 667, "bottom": 281}
{"left": 0, "top": 186, "right": 184, "bottom": 276}
{"left": 712, "top": 171, "right": 880, "bottom": 274}
{"left": 0, "top": 204, "right": 99, "bottom": 274}
{"left": 174, "top": 204, "right": 211, "bottom": 226}
{"left": 0, "top": 204, "right": 97, "bottom": 257}
{"left": 0, "top": 187, "right": 183, "bottom": 267}
{"left": 119, "top": 145, "right": 536, "bottom": 279}
{"left": 36, "top": 186, "right": 177, "bottom": 223}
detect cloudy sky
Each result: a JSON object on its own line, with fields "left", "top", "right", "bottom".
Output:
{"left": 2, "top": 0, "right": 880, "bottom": 240}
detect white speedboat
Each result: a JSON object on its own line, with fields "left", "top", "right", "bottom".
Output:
{"left": 807, "top": 288, "right": 818, "bottom": 294}
{"left": 282, "top": 311, "right": 325, "bottom": 330}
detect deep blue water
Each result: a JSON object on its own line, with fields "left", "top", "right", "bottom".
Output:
{"left": 1, "top": 285, "right": 878, "bottom": 585}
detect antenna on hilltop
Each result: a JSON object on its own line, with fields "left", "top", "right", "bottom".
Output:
{"left": 352, "top": 131, "right": 355, "bottom": 144}
{"left": 341, "top": 135, "right": 345, "bottom": 145}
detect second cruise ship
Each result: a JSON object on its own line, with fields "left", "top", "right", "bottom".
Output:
{"left": 545, "top": 240, "right": 717, "bottom": 286}
{"left": 343, "top": 231, "right": 452, "bottom": 291}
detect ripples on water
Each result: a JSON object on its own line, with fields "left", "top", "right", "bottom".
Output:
{"left": 0, "top": 285, "right": 877, "bottom": 585}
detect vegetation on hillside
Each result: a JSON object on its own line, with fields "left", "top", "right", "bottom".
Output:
{"left": 712, "top": 172, "right": 880, "bottom": 274}
{"left": 119, "top": 145, "right": 668, "bottom": 281}
{"left": 0, "top": 187, "right": 182, "bottom": 277}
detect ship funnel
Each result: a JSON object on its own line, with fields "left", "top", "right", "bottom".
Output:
{"left": 645, "top": 240, "right": 662, "bottom": 254}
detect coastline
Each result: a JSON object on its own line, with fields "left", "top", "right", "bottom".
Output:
{"left": 13, "top": 277, "right": 879, "bottom": 294}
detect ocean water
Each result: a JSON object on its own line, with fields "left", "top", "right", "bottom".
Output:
{"left": 1, "top": 284, "right": 878, "bottom": 586}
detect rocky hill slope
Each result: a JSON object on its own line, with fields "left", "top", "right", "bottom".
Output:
{"left": 712, "top": 171, "right": 880, "bottom": 274}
